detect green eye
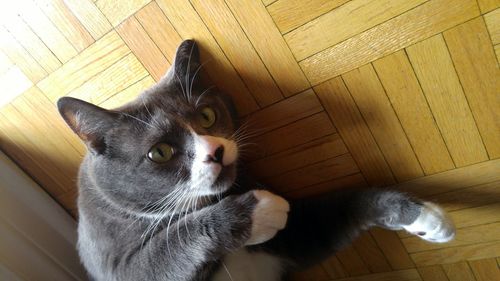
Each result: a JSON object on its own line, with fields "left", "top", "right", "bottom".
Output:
{"left": 199, "top": 107, "right": 216, "bottom": 128}
{"left": 147, "top": 143, "right": 173, "bottom": 163}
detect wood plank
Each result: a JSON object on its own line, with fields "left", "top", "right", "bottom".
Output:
{"left": 262, "top": 0, "right": 277, "bottom": 5}
{"left": 34, "top": 0, "right": 95, "bottom": 52}
{"left": 247, "top": 112, "right": 335, "bottom": 160}
{"left": 249, "top": 134, "right": 347, "bottom": 179}
{"left": 156, "top": 0, "right": 259, "bottom": 115}
{"left": 406, "top": 34, "right": 488, "bottom": 167}
{"left": 484, "top": 8, "right": 500, "bottom": 44}
{"left": 449, "top": 203, "right": 500, "bottom": 229}
{"left": 63, "top": 0, "right": 112, "bottom": 40}
{"left": 300, "top": 0, "right": 480, "bottom": 84}
{"left": 370, "top": 228, "right": 415, "bottom": 270}
{"left": 402, "top": 222, "right": 500, "bottom": 253}
{"left": 352, "top": 232, "right": 392, "bottom": 273}
{"left": 411, "top": 241, "right": 500, "bottom": 266}
{"left": 334, "top": 269, "right": 422, "bottom": 281}
{"left": 192, "top": 0, "right": 284, "bottom": 107}
{"left": 100, "top": 76, "right": 156, "bottom": 109}
{"left": 418, "top": 266, "right": 449, "bottom": 281}
{"left": 393, "top": 159, "right": 500, "bottom": 197}
{"left": 0, "top": 50, "right": 12, "bottom": 75}
{"left": 444, "top": 17, "right": 500, "bottom": 159}
{"left": 443, "top": 262, "right": 477, "bottom": 281}
{"left": 322, "top": 254, "right": 349, "bottom": 279}
{"left": 372, "top": 51, "right": 454, "bottom": 174}
{"left": 267, "top": 0, "right": 349, "bottom": 34}
{"left": 428, "top": 181, "right": 500, "bottom": 212}
{"left": 1, "top": 13, "right": 62, "bottom": 73}
{"left": 116, "top": 16, "right": 169, "bottom": 81}
{"left": 266, "top": 153, "right": 359, "bottom": 192}
{"left": 314, "top": 77, "right": 396, "bottom": 186}
{"left": 342, "top": 64, "right": 424, "bottom": 181}
{"left": 225, "top": 0, "right": 310, "bottom": 96}
{"left": 285, "top": 173, "right": 367, "bottom": 199}
{"left": 0, "top": 67, "right": 33, "bottom": 107}
{"left": 496, "top": 44, "right": 500, "bottom": 63}
{"left": 135, "top": 2, "right": 183, "bottom": 62}
{"left": 38, "top": 31, "right": 130, "bottom": 102}
{"left": 469, "top": 258, "right": 500, "bottom": 281}
{"left": 16, "top": 0, "right": 77, "bottom": 63}
{"left": 96, "top": 0, "right": 151, "bottom": 26}
{"left": 336, "top": 244, "right": 371, "bottom": 276}
{"left": 12, "top": 87, "right": 85, "bottom": 156}
{"left": 0, "top": 26, "right": 47, "bottom": 83}
{"left": 67, "top": 53, "right": 148, "bottom": 104}
{"left": 243, "top": 89, "right": 323, "bottom": 136}
{"left": 285, "top": 0, "right": 426, "bottom": 60}
{"left": 477, "top": 0, "right": 500, "bottom": 13}
{"left": 55, "top": 189, "right": 78, "bottom": 217}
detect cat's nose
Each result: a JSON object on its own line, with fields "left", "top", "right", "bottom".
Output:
{"left": 206, "top": 145, "right": 224, "bottom": 164}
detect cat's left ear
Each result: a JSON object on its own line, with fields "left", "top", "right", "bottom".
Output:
{"left": 163, "top": 39, "right": 201, "bottom": 83}
{"left": 57, "top": 97, "right": 116, "bottom": 154}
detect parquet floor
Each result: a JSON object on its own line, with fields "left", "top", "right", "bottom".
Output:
{"left": 0, "top": 0, "right": 499, "bottom": 280}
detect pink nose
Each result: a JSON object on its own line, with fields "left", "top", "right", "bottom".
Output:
{"left": 197, "top": 136, "right": 225, "bottom": 164}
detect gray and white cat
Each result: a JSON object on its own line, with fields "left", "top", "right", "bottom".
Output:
{"left": 58, "top": 40, "right": 455, "bottom": 281}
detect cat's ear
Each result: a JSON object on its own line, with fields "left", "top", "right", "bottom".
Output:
{"left": 164, "top": 39, "right": 201, "bottom": 83}
{"left": 57, "top": 97, "right": 116, "bottom": 154}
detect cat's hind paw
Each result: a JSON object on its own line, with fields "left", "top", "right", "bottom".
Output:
{"left": 245, "top": 190, "right": 289, "bottom": 245}
{"left": 404, "top": 202, "right": 455, "bottom": 243}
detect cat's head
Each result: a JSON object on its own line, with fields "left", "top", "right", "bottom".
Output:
{"left": 58, "top": 40, "right": 240, "bottom": 216}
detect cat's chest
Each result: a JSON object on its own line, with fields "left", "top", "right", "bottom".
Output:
{"left": 211, "top": 248, "right": 283, "bottom": 281}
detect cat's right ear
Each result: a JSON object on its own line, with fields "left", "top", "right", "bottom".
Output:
{"left": 57, "top": 97, "right": 115, "bottom": 154}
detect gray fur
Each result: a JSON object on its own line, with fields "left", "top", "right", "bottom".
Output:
{"left": 58, "top": 40, "right": 454, "bottom": 281}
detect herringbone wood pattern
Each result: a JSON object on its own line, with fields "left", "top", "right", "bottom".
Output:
{"left": 0, "top": 0, "right": 499, "bottom": 280}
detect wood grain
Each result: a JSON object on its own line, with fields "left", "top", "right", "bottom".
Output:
{"left": 373, "top": 51, "right": 454, "bottom": 174}
{"left": 406, "top": 34, "right": 488, "bottom": 167}
{"left": 477, "top": 0, "right": 500, "bottom": 13}
{"left": 428, "top": 181, "right": 500, "bottom": 212}
{"left": 444, "top": 17, "right": 500, "bottom": 159}
{"left": 342, "top": 64, "right": 424, "bottom": 181}
{"left": 0, "top": 26, "right": 48, "bottom": 83}
{"left": 268, "top": 0, "right": 349, "bottom": 34}
{"left": 225, "top": 0, "right": 310, "bottom": 96}
{"left": 286, "top": 0, "right": 426, "bottom": 60}
{"left": 156, "top": 0, "right": 259, "bottom": 115}
{"left": 34, "top": 0, "right": 95, "bottom": 52}
{"left": 96, "top": 0, "right": 150, "bottom": 26}
{"left": 417, "top": 266, "right": 449, "bottom": 281}
{"left": 0, "top": 67, "right": 33, "bottom": 106}
{"left": 484, "top": 8, "right": 500, "bottom": 44}
{"left": 469, "top": 258, "right": 500, "bottom": 281}
{"left": 63, "top": 0, "right": 112, "bottom": 40}
{"left": 370, "top": 228, "right": 415, "bottom": 270}
{"left": 100, "top": 76, "right": 156, "bottom": 109}
{"left": 352, "top": 232, "right": 392, "bottom": 273}
{"left": 334, "top": 269, "right": 422, "bottom": 281}
{"left": 285, "top": 173, "right": 367, "bottom": 199}
{"left": 300, "top": 0, "right": 480, "bottom": 84}
{"left": 443, "top": 262, "right": 477, "bottom": 281}
{"left": 322, "top": 254, "right": 349, "bottom": 279}
{"left": 135, "top": 2, "right": 183, "bottom": 62}
{"left": 66, "top": 53, "right": 148, "bottom": 104}
{"left": 315, "top": 77, "right": 396, "bottom": 186}
{"left": 336, "top": 244, "right": 371, "bottom": 276}
{"left": 116, "top": 16, "right": 169, "bottom": 81}
{"left": 192, "top": 0, "right": 284, "bottom": 107}
{"left": 411, "top": 241, "right": 500, "bottom": 266}
{"left": 38, "top": 31, "right": 130, "bottom": 102}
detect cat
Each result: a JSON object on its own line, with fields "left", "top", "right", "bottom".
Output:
{"left": 58, "top": 40, "right": 455, "bottom": 281}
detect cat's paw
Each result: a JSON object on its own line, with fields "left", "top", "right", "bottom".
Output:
{"left": 403, "top": 202, "right": 455, "bottom": 243}
{"left": 245, "top": 190, "right": 290, "bottom": 245}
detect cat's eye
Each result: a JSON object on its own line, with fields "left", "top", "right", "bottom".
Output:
{"left": 199, "top": 107, "right": 216, "bottom": 128}
{"left": 147, "top": 143, "right": 173, "bottom": 163}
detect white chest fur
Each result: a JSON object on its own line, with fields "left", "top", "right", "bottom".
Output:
{"left": 211, "top": 249, "right": 283, "bottom": 281}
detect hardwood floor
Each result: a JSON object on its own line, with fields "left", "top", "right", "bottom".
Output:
{"left": 0, "top": 0, "right": 498, "bottom": 280}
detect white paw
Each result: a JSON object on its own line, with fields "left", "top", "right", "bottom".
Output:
{"left": 403, "top": 202, "right": 455, "bottom": 243}
{"left": 245, "top": 190, "right": 290, "bottom": 245}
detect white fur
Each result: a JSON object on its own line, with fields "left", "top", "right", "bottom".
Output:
{"left": 404, "top": 202, "right": 455, "bottom": 243}
{"left": 212, "top": 249, "right": 283, "bottom": 281}
{"left": 246, "top": 190, "right": 290, "bottom": 245}
{"left": 189, "top": 133, "right": 238, "bottom": 196}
